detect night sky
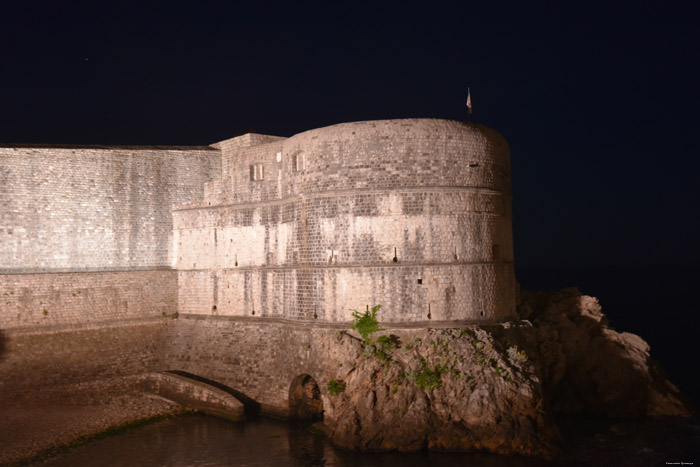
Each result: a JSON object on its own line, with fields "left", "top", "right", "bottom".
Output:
{"left": 2, "top": 2, "right": 699, "bottom": 270}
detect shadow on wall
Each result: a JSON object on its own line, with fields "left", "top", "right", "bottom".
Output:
{"left": 165, "top": 370, "right": 261, "bottom": 417}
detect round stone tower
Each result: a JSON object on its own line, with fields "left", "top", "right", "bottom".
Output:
{"left": 174, "top": 118, "right": 516, "bottom": 323}
{"left": 279, "top": 118, "right": 515, "bottom": 322}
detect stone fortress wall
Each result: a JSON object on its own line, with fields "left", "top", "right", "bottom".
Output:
{"left": 0, "top": 119, "right": 516, "bottom": 417}
{"left": 0, "top": 144, "right": 220, "bottom": 397}
{"left": 0, "top": 145, "right": 220, "bottom": 272}
{"left": 0, "top": 144, "right": 220, "bottom": 329}
{"left": 175, "top": 119, "right": 515, "bottom": 323}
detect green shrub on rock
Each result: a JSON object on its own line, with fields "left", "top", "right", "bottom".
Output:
{"left": 328, "top": 379, "right": 346, "bottom": 396}
{"left": 376, "top": 334, "right": 398, "bottom": 350}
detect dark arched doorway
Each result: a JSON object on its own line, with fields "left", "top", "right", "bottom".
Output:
{"left": 288, "top": 374, "right": 323, "bottom": 421}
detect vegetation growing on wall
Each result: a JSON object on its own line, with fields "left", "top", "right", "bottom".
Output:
{"left": 350, "top": 305, "right": 383, "bottom": 344}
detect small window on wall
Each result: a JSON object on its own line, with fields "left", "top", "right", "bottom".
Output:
{"left": 250, "top": 164, "right": 264, "bottom": 181}
{"left": 294, "top": 153, "right": 306, "bottom": 172}
{"left": 492, "top": 244, "right": 501, "bottom": 260}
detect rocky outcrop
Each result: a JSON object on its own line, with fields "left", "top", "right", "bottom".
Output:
{"left": 518, "top": 287, "right": 692, "bottom": 418}
{"left": 320, "top": 288, "right": 692, "bottom": 456}
{"left": 320, "top": 325, "right": 559, "bottom": 456}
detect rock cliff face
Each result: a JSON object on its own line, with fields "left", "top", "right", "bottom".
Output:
{"left": 518, "top": 288, "right": 691, "bottom": 418}
{"left": 320, "top": 324, "right": 557, "bottom": 456}
{"left": 319, "top": 288, "right": 692, "bottom": 456}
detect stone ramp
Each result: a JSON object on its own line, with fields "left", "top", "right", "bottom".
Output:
{"left": 139, "top": 371, "right": 247, "bottom": 421}
{"left": 0, "top": 376, "right": 181, "bottom": 466}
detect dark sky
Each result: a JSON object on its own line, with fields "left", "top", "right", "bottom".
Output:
{"left": 1, "top": 1, "right": 699, "bottom": 269}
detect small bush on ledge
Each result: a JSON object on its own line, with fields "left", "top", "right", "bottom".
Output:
{"left": 350, "top": 305, "right": 383, "bottom": 344}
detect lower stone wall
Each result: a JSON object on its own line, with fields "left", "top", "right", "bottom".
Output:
{"left": 0, "top": 270, "right": 177, "bottom": 397}
{"left": 0, "top": 312, "right": 337, "bottom": 417}
{"left": 0, "top": 269, "right": 177, "bottom": 329}
{"left": 177, "top": 263, "right": 516, "bottom": 323}
{"left": 161, "top": 315, "right": 335, "bottom": 417}
{"left": 0, "top": 320, "right": 167, "bottom": 396}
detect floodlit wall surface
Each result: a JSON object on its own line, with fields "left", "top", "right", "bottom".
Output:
{"left": 0, "top": 145, "right": 220, "bottom": 272}
{"left": 0, "top": 270, "right": 177, "bottom": 330}
{"left": 175, "top": 119, "right": 516, "bottom": 323}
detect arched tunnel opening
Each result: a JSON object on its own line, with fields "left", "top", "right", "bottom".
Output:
{"left": 288, "top": 374, "right": 324, "bottom": 422}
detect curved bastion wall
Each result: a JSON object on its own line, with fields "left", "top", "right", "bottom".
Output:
{"left": 174, "top": 119, "right": 516, "bottom": 323}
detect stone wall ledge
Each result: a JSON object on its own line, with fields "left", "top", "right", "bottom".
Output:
{"left": 175, "top": 313, "right": 512, "bottom": 329}
{"left": 0, "top": 143, "right": 217, "bottom": 150}
{"left": 173, "top": 185, "right": 506, "bottom": 212}
{"left": 175, "top": 261, "right": 513, "bottom": 273}
{"left": 0, "top": 266, "right": 174, "bottom": 275}
{"left": 2, "top": 317, "right": 167, "bottom": 336}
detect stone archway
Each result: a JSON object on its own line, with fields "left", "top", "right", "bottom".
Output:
{"left": 288, "top": 374, "right": 323, "bottom": 421}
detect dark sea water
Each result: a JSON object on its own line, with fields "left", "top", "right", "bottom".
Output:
{"left": 33, "top": 415, "right": 549, "bottom": 467}
{"left": 31, "top": 413, "right": 700, "bottom": 467}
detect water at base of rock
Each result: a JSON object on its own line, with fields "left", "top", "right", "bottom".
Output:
{"left": 32, "top": 413, "right": 699, "bottom": 467}
{"left": 34, "top": 414, "right": 550, "bottom": 467}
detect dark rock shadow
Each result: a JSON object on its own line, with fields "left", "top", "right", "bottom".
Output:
{"left": 288, "top": 374, "right": 323, "bottom": 422}
{"left": 0, "top": 329, "right": 6, "bottom": 363}
{"left": 519, "top": 287, "right": 695, "bottom": 418}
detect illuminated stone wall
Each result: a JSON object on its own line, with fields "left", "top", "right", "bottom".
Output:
{"left": 0, "top": 119, "right": 516, "bottom": 403}
{"left": 174, "top": 119, "right": 516, "bottom": 323}
{"left": 0, "top": 144, "right": 219, "bottom": 272}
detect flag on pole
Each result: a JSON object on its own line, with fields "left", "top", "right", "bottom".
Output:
{"left": 466, "top": 87, "right": 472, "bottom": 115}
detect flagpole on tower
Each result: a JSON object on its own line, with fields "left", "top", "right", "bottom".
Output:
{"left": 466, "top": 87, "right": 472, "bottom": 115}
